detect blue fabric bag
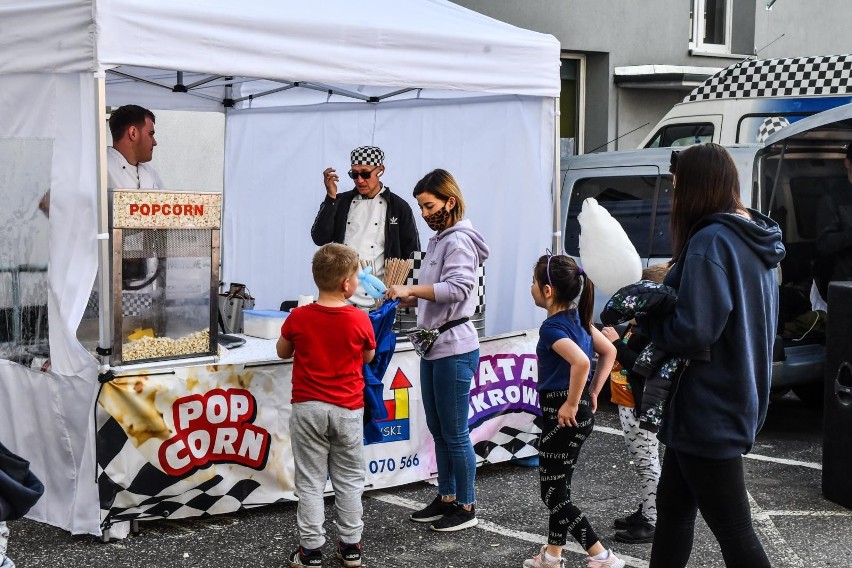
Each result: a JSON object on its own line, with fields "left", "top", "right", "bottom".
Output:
{"left": 363, "top": 299, "right": 399, "bottom": 444}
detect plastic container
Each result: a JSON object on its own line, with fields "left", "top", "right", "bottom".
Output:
{"left": 243, "top": 309, "right": 288, "bottom": 339}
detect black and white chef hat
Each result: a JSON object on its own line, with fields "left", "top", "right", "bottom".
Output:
{"left": 350, "top": 146, "right": 385, "bottom": 166}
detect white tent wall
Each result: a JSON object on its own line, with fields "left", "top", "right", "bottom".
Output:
{"left": 222, "top": 96, "right": 553, "bottom": 334}
{"left": 0, "top": 72, "right": 101, "bottom": 535}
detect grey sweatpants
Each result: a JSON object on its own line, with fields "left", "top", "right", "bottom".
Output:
{"left": 290, "top": 401, "right": 365, "bottom": 549}
{"left": 619, "top": 404, "right": 661, "bottom": 524}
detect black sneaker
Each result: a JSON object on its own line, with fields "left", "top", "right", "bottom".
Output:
{"left": 614, "top": 517, "right": 655, "bottom": 544}
{"left": 430, "top": 503, "right": 478, "bottom": 532}
{"left": 410, "top": 495, "right": 457, "bottom": 523}
{"left": 288, "top": 546, "right": 323, "bottom": 567}
{"left": 613, "top": 506, "right": 644, "bottom": 529}
{"left": 336, "top": 542, "right": 362, "bottom": 568}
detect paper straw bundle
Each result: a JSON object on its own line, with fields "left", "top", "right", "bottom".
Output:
{"left": 383, "top": 258, "right": 413, "bottom": 288}
{"left": 375, "top": 257, "right": 413, "bottom": 308}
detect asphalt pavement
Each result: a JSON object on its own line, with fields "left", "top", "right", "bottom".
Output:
{"left": 6, "top": 393, "right": 848, "bottom": 568}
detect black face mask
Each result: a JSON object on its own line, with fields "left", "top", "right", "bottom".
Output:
{"left": 424, "top": 206, "right": 451, "bottom": 231}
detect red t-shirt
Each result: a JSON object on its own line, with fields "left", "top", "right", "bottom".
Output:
{"left": 281, "top": 303, "right": 376, "bottom": 410}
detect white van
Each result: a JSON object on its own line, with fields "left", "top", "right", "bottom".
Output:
{"left": 562, "top": 102, "right": 852, "bottom": 400}
{"left": 639, "top": 54, "right": 852, "bottom": 148}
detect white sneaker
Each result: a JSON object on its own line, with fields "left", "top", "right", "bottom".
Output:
{"left": 586, "top": 549, "right": 626, "bottom": 568}
{"left": 523, "top": 545, "right": 564, "bottom": 568}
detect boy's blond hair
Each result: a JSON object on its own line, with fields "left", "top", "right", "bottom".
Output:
{"left": 312, "top": 243, "right": 359, "bottom": 292}
{"left": 642, "top": 263, "right": 670, "bottom": 284}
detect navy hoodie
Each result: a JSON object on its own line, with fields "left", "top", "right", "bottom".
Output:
{"left": 643, "top": 209, "right": 785, "bottom": 459}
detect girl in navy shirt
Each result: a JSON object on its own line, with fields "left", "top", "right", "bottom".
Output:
{"left": 524, "top": 254, "right": 623, "bottom": 568}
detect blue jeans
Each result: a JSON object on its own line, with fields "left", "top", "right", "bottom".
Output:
{"left": 420, "top": 349, "right": 479, "bottom": 505}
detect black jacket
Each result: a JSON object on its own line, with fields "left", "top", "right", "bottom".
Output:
{"left": 602, "top": 280, "right": 692, "bottom": 433}
{"left": 644, "top": 210, "right": 784, "bottom": 459}
{"left": 310, "top": 187, "right": 420, "bottom": 260}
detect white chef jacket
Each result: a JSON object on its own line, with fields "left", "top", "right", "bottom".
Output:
{"left": 107, "top": 147, "right": 164, "bottom": 190}
{"left": 344, "top": 188, "right": 387, "bottom": 308}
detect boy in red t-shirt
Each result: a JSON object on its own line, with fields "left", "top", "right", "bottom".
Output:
{"left": 277, "top": 243, "right": 376, "bottom": 568}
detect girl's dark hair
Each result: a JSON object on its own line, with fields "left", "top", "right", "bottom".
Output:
{"left": 670, "top": 143, "right": 744, "bottom": 263}
{"left": 534, "top": 254, "right": 594, "bottom": 333}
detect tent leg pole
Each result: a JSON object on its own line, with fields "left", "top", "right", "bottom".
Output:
{"left": 553, "top": 97, "right": 561, "bottom": 253}
{"left": 94, "top": 73, "right": 112, "bottom": 367}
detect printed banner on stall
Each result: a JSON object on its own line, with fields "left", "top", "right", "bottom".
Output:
{"left": 96, "top": 331, "right": 541, "bottom": 527}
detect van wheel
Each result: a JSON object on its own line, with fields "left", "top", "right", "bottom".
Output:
{"left": 792, "top": 384, "right": 824, "bottom": 406}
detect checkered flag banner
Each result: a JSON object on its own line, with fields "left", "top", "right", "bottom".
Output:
{"left": 350, "top": 146, "right": 384, "bottom": 166}
{"left": 685, "top": 54, "right": 852, "bottom": 102}
{"left": 96, "top": 412, "right": 266, "bottom": 530}
{"left": 473, "top": 424, "right": 541, "bottom": 465}
{"left": 757, "top": 116, "right": 791, "bottom": 143}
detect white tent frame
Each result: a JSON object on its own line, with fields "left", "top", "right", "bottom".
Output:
{"left": 0, "top": 0, "right": 561, "bottom": 535}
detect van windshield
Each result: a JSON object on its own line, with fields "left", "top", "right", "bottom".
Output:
{"left": 564, "top": 175, "right": 673, "bottom": 258}
{"left": 645, "top": 123, "right": 714, "bottom": 148}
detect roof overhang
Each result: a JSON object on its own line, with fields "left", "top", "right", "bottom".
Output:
{"left": 614, "top": 65, "right": 723, "bottom": 90}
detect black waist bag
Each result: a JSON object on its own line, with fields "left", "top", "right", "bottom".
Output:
{"left": 406, "top": 317, "right": 470, "bottom": 356}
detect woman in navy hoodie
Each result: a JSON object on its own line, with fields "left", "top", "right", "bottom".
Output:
{"left": 643, "top": 144, "right": 784, "bottom": 567}
{"left": 386, "top": 169, "right": 489, "bottom": 533}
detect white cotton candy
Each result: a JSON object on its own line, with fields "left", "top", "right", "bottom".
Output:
{"left": 577, "top": 197, "right": 642, "bottom": 295}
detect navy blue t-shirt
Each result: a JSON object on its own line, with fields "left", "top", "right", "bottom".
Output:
{"left": 536, "top": 309, "right": 594, "bottom": 392}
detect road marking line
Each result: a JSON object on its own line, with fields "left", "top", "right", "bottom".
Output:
{"left": 369, "top": 491, "right": 649, "bottom": 568}
{"left": 749, "top": 492, "right": 804, "bottom": 568}
{"left": 594, "top": 425, "right": 822, "bottom": 470}
{"left": 761, "top": 510, "right": 852, "bottom": 517}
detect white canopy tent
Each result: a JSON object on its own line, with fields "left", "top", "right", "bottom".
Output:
{"left": 0, "top": 0, "right": 560, "bottom": 534}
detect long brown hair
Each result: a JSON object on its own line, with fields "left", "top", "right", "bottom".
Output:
{"left": 670, "top": 143, "right": 744, "bottom": 263}
{"left": 534, "top": 254, "right": 594, "bottom": 333}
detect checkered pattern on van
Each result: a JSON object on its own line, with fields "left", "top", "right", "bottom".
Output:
{"left": 685, "top": 54, "right": 852, "bottom": 102}
{"left": 757, "top": 116, "right": 791, "bottom": 142}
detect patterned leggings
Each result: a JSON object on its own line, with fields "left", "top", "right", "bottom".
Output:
{"left": 537, "top": 389, "right": 599, "bottom": 549}
{"left": 618, "top": 404, "right": 661, "bottom": 523}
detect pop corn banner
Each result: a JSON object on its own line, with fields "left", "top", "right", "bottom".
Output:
{"left": 96, "top": 330, "right": 541, "bottom": 529}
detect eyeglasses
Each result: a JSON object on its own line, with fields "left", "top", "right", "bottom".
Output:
{"left": 348, "top": 166, "right": 381, "bottom": 180}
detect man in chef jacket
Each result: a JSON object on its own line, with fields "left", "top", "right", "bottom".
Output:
{"left": 311, "top": 146, "right": 420, "bottom": 308}
{"left": 107, "top": 104, "right": 165, "bottom": 190}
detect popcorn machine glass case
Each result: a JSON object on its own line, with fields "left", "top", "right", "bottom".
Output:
{"left": 109, "top": 190, "right": 221, "bottom": 366}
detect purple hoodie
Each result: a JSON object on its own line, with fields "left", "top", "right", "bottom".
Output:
{"left": 416, "top": 218, "right": 490, "bottom": 360}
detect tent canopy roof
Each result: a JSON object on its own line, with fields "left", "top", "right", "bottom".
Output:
{"left": 0, "top": 0, "right": 560, "bottom": 102}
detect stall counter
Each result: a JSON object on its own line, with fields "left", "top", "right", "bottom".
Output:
{"left": 96, "top": 330, "right": 541, "bottom": 534}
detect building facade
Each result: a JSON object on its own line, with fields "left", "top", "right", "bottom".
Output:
{"left": 452, "top": 0, "right": 852, "bottom": 153}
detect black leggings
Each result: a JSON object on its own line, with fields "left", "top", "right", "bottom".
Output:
{"left": 649, "top": 448, "right": 771, "bottom": 567}
{"left": 537, "top": 389, "right": 599, "bottom": 549}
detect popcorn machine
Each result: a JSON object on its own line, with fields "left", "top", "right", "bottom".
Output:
{"left": 109, "top": 190, "right": 221, "bottom": 366}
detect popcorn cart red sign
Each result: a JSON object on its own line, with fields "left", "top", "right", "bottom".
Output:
{"left": 158, "top": 388, "right": 271, "bottom": 476}
{"left": 112, "top": 190, "right": 221, "bottom": 229}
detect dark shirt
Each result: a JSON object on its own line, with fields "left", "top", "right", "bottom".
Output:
{"left": 310, "top": 187, "right": 420, "bottom": 261}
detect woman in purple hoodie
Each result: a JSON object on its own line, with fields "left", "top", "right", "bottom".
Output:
{"left": 386, "top": 169, "right": 489, "bottom": 533}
